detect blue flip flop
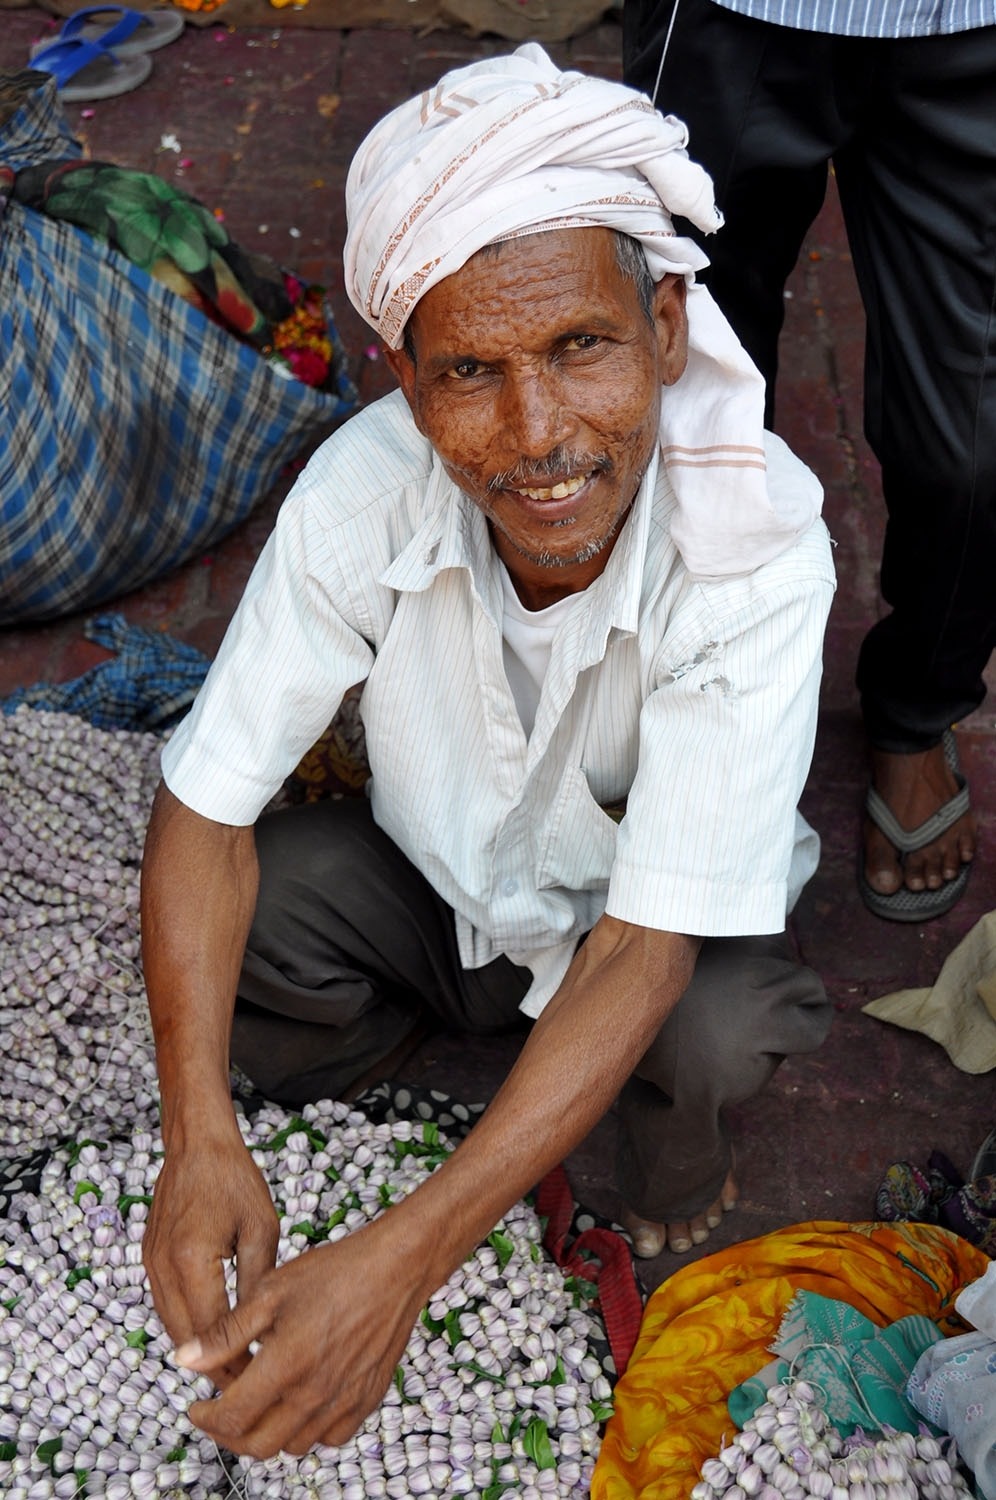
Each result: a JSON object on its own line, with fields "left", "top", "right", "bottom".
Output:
{"left": 33, "top": 7, "right": 184, "bottom": 61}
{"left": 29, "top": 35, "right": 153, "bottom": 103}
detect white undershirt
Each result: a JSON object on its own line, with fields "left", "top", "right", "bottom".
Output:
{"left": 499, "top": 562, "right": 582, "bottom": 737}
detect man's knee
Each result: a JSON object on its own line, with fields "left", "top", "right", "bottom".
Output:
{"left": 635, "top": 935, "right": 831, "bottom": 1101}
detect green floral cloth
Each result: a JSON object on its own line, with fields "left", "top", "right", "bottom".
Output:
{"left": 729, "top": 1289, "right": 944, "bottom": 1436}
{"left": 13, "top": 156, "right": 347, "bottom": 391}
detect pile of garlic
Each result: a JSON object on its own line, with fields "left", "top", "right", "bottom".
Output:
{"left": 0, "top": 707, "right": 163, "bottom": 1155}
{"left": 692, "top": 1377, "right": 973, "bottom": 1500}
{"left": 1, "top": 1098, "right": 609, "bottom": 1499}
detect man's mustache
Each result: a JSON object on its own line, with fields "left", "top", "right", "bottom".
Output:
{"left": 488, "top": 450, "right": 613, "bottom": 493}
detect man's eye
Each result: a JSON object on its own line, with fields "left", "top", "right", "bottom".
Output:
{"left": 565, "top": 334, "right": 600, "bottom": 351}
{"left": 446, "top": 360, "right": 485, "bottom": 380}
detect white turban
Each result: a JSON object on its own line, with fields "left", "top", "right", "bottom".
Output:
{"left": 343, "top": 43, "right": 822, "bottom": 578}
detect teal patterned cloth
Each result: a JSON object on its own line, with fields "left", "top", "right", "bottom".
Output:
{"left": 729, "top": 1288, "right": 944, "bottom": 1436}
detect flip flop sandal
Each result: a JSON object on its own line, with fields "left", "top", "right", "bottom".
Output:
{"left": 32, "top": 6, "right": 184, "bottom": 60}
{"left": 29, "top": 36, "right": 153, "bottom": 103}
{"left": 858, "top": 729, "right": 972, "bottom": 923}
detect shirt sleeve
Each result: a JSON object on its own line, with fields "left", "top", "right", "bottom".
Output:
{"left": 606, "top": 518, "right": 835, "bottom": 936}
{"left": 161, "top": 487, "right": 378, "bottom": 826}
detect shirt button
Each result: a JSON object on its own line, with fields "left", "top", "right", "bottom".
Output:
{"left": 501, "top": 878, "right": 518, "bottom": 897}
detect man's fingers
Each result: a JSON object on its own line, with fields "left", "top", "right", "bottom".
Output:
{"left": 235, "top": 1220, "right": 280, "bottom": 1306}
{"left": 175, "top": 1297, "right": 271, "bottom": 1377}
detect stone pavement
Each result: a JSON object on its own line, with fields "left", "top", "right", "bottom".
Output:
{"left": 1, "top": 10, "right": 993, "bottom": 1291}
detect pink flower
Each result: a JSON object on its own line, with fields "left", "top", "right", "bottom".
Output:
{"left": 286, "top": 347, "right": 330, "bottom": 387}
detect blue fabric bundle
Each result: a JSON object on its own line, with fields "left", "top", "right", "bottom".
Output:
{"left": 0, "top": 73, "right": 357, "bottom": 625}
{"left": 2, "top": 613, "right": 209, "bottom": 731}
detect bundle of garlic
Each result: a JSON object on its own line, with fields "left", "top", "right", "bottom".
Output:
{"left": 0, "top": 707, "right": 164, "bottom": 1155}
{"left": 0, "top": 1097, "right": 609, "bottom": 1498}
{"left": 692, "top": 1378, "right": 974, "bottom": 1500}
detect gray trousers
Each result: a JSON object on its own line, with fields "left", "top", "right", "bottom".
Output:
{"left": 235, "top": 797, "right": 831, "bottom": 1220}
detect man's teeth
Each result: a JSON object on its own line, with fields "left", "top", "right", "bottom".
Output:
{"left": 514, "top": 474, "right": 587, "bottom": 501}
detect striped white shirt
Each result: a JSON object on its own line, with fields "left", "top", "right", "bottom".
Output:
{"left": 163, "top": 390, "right": 835, "bottom": 1015}
{"left": 712, "top": 0, "right": 994, "bottom": 35}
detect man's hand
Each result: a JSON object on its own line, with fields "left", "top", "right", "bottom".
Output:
{"left": 143, "top": 1132, "right": 280, "bottom": 1389}
{"left": 173, "top": 1213, "right": 425, "bottom": 1459}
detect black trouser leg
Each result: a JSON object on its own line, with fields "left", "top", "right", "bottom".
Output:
{"left": 623, "top": 0, "right": 835, "bottom": 419}
{"left": 844, "top": 28, "right": 996, "bottom": 748}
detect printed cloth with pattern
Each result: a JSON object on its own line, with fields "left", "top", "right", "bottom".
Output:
{"left": 591, "top": 1220, "right": 989, "bottom": 1499}
{"left": 0, "top": 72, "right": 357, "bottom": 625}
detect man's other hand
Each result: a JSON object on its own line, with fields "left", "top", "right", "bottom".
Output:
{"left": 172, "top": 1215, "right": 423, "bottom": 1459}
{"left": 143, "top": 1133, "right": 279, "bottom": 1389}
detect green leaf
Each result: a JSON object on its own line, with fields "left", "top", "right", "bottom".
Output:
{"left": 490, "top": 1420, "right": 506, "bottom": 1444}
{"left": 36, "top": 1436, "right": 62, "bottom": 1472}
{"left": 289, "top": 1221, "right": 322, "bottom": 1241}
{"left": 529, "top": 1242, "right": 541, "bottom": 1262}
{"left": 453, "top": 1359, "right": 506, "bottom": 1386}
{"left": 565, "top": 1274, "right": 600, "bottom": 1306}
{"left": 165, "top": 1446, "right": 187, "bottom": 1463}
{"left": 72, "top": 1180, "right": 101, "bottom": 1205}
{"left": 591, "top": 1400, "right": 615, "bottom": 1422}
{"left": 66, "top": 1138, "right": 107, "bottom": 1167}
{"left": 443, "top": 1308, "right": 463, "bottom": 1347}
{"left": 522, "top": 1417, "right": 556, "bottom": 1470}
{"left": 508, "top": 1412, "right": 523, "bottom": 1441}
{"left": 2, "top": 1294, "right": 21, "bottom": 1311}
{"left": 487, "top": 1230, "right": 515, "bottom": 1271}
{"left": 551, "top": 1356, "right": 567, "bottom": 1387}
{"left": 0, "top": 1440, "right": 17, "bottom": 1460}
{"left": 75, "top": 1471, "right": 89, "bottom": 1488}
{"left": 325, "top": 1206, "right": 347, "bottom": 1230}
{"left": 481, "top": 1482, "right": 506, "bottom": 1500}
{"left": 117, "top": 1194, "right": 153, "bottom": 1214}
{"left": 124, "top": 1329, "right": 150, "bottom": 1349}
{"left": 378, "top": 1183, "right": 393, "bottom": 1207}
{"left": 421, "top": 1121, "right": 440, "bottom": 1147}
{"left": 66, "top": 1266, "right": 93, "bottom": 1289}
{"left": 421, "top": 1307, "right": 445, "bottom": 1335}
{"left": 265, "top": 1116, "right": 310, "bottom": 1150}
{"left": 394, "top": 1365, "right": 405, "bottom": 1396}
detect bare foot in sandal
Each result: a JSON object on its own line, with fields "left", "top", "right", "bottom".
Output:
{"left": 864, "top": 741, "right": 975, "bottom": 898}
{"left": 622, "top": 1169, "right": 738, "bottom": 1258}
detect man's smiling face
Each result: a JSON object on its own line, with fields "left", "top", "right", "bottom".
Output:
{"left": 385, "top": 228, "right": 688, "bottom": 608}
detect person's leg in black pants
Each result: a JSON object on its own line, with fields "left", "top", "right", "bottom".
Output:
{"left": 623, "top": 0, "right": 838, "bottom": 420}
{"left": 841, "top": 28, "right": 996, "bottom": 908}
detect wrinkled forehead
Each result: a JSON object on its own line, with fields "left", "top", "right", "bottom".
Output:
{"left": 404, "top": 226, "right": 635, "bottom": 346}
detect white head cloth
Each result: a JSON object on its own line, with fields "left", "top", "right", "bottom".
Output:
{"left": 344, "top": 43, "right": 822, "bottom": 578}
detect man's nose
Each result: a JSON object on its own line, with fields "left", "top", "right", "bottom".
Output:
{"left": 501, "top": 370, "right": 576, "bottom": 459}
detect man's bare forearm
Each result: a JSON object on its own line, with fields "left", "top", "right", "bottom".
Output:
{"left": 378, "top": 917, "right": 699, "bottom": 1303}
{"left": 140, "top": 782, "right": 260, "bottom": 1147}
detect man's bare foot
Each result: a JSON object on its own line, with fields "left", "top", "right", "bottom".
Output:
{"left": 864, "top": 741, "right": 975, "bottom": 896}
{"left": 622, "top": 1170, "right": 738, "bottom": 1258}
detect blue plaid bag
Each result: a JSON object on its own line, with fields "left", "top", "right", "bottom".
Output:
{"left": 0, "top": 74, "right": 357, "bottom": 625}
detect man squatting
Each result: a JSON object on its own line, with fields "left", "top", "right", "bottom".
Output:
{"left": 140, "top": 45, "right": 837, "bottom": 1461}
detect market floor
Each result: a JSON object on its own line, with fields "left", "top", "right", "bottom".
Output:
{"left": 1, "top": 7, "right": 994, "bottom": 1292}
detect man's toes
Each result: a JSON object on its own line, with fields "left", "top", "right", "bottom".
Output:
{"left": 667, "top": 1221, "right": 693, "bottom": 1254}
{"left": 863, "top": 823, "right": 903, "bottom": 894}
{"left": 624, "top": 1172, "right": 739, "bottom": 1258}
{"left": 627, "top": 1221, "right": 667, "bottom": 1259}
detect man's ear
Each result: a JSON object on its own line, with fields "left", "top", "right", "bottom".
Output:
{"left": 383, "top": 341, "right": 418, "bottom": 412}
{"left": 652, "top": 273, "right": 689, "bottom": 387}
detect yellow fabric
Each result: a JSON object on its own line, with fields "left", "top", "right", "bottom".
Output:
{"left": 592, "top": 1219, "right": 989, "bottom": 1500}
